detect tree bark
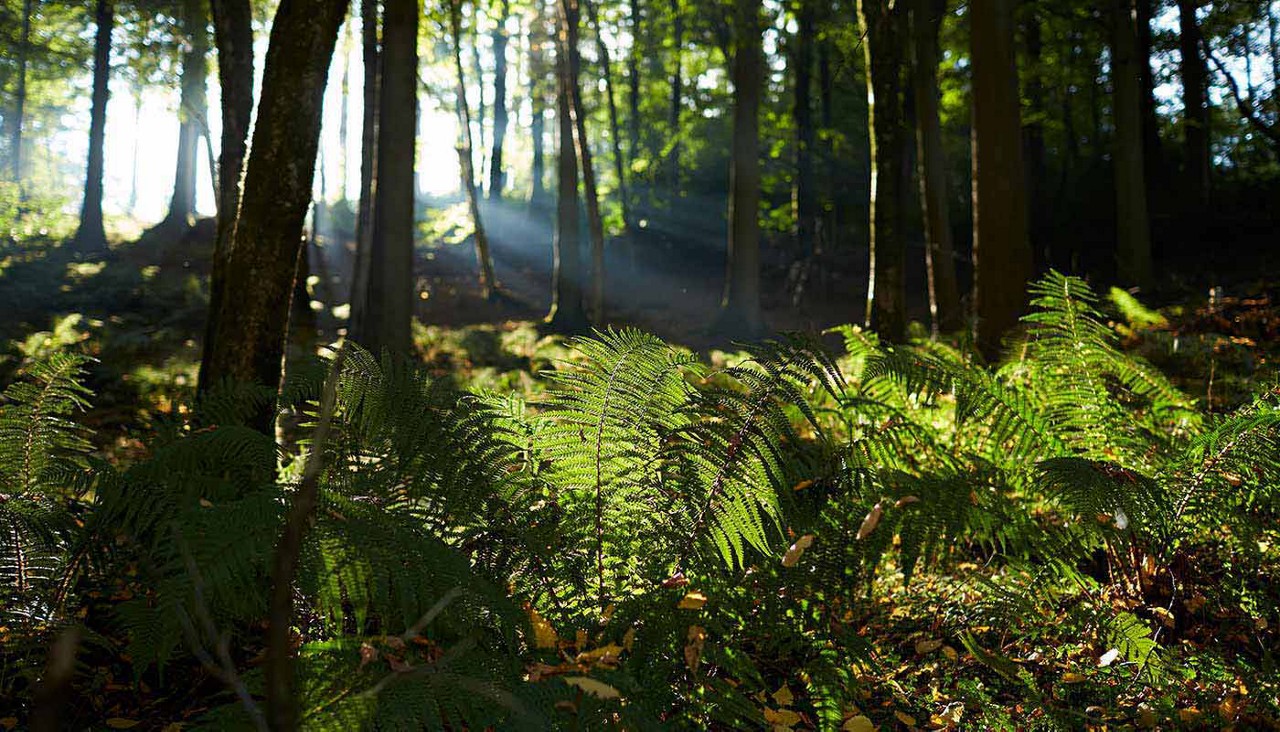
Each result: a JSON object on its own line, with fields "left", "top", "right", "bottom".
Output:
{"left": 716, "top": 0, "right": 763, "bottom": 337}
{"left": 198, "top": 0, "right": 254, "bottom": 399}
{"left": 793, "top": 0, "right": 816, "bottom": 263}
{"left": 585, "top": 0, "right": 632, "bottom": 265}
{"left": 8, "top": 0, "right": 32, "bottom": 185}
{"left": 970, "top": 0, "right": 1031, "bottom": 358}
{"left": 1022, "top": 4, "right": 1047, "bottom": 269}
{"left": 73, "top": 0, "right": 112, "bottom": 254}
{"left": 162, "top": 0, "right": 210, "bottom": 230}
{"left": 353, "top": 0, "right": 417, "bottom": 357}
{"left": 1112, "top": 0, "right": 1152, "bottom": 288}
{"left": 338, "top": 18, "right": 353, "bottom": 202}
{"left": 910, "top": 0, "right": 960, "bottom": 334}
{"left": 1135, "top": 0, "right": 1166, "bottom": 196}
{"left": 667, "top": 0, "right": 682, "bottom": 195}
{"left": 545, "top": 0, "right": 590, "bottom": 332}
{"left": 348, "top": 0, "right": 380, "bottom": 341}
{"left": 488, "top": 0, "right": 511, "bottom": 198}
{"left": 451, "top": 0, "right": 498, "bottom": 298}
{"left": 628, "top": 0, "right": 642, "bottom": 165}
{"left": 200, "top": 0, "right": 347, "bottom": 436}
{"left": 529, "top": 0, "right": 550, "bottom": 209}
{"left": 1178, "top": 0, "right": 1210, "bottom": 208}
{"left": 858, "top": 0, "right": 908, "bottom": 342}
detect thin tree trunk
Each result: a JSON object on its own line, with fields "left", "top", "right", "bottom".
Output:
{"left": 1112, "top": 0, "right": 1152, "bottom": 287}
{"left": 473, "top": 14, "right": 488, "bottom": 187}
{"left": 970, "top": 0, "right": 1031, "bottom": 358}
{"left": 716, "top": 0, "right": 763, "bottom": 337}
{"left": 911, "top": 0, "right": 960, "bottom": 334}
{"left": 162, "top": 0, "right": 210, "bottom": 230}
{"left": 668, "top": 0, "right": 682, "bottom": 195}
{"left": 489, "top": 0, "right": 511, "bottom": 197}
{"left": 1022, "top": 4, "right": 1048, "bottom": 270}
{"left": 585, "top": 0, "right": 632, "bottom": 262}
{"left": 338, "top": 18, "right": 353, "bottom": 202}
{"left": 1135, "top": 0, "right": 1165, "bottom": 196}
{"left": 793, "top": 0, "right": 816, "bottom": 263}
{"left": 198, "top": 0, "right": 254, "bottom": 400}
{"left": 349, "top": 0, "right": 380, "bottom": 340}
{"left": 354, "top": 0, "right": 417, "bottom": 357}
{"left": 1179, "top": 0, "right": 1210, "bottom": 208}
{"left": 73, "top": 0, "right": 112, "bottom": 253}
{"left": 451, "top": 0, "right": 497, "bottom": 298}
{"left": 546, "top": 0, "right": 590, "bottom": 332}
{"left": 200, "top": 0, "right": 347, "bottom": 435}
{"left": 561, "top": 0, "right": 606, "bottom": 322}
{"left": 529, "top": 0, "right": 549, "bottom": 209}
{"left": 628, "top": 0, "right": 641, "bottom": 165}
{"left": 858, "top": 0, "right": 908, "bottom": 342}
{"left": 9, "top": 0, "right": 32, "bottom": 186}
{"left": 128, "top": 90, "right": 141, "bottom": 214}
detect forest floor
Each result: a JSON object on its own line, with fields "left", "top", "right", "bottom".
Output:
{"left": 3, "top": 220, "right": 1280, "bottom": 729}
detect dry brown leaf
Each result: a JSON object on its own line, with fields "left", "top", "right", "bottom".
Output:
{"left": 684, "top": 625, "right": 706, "bottom": 672}
{"left": 781, "top": 534, "right": 816, "bottom": 568}
{"left": 841, "top": 715, "right": 875, "bottom": 732}
{"left": 856, "top": 503, "right": 884, "bottom": 541}
{"left": 677, "top": 590, "right": 708, "bottom": 610}
{"left": 914, "top": 639, "right": 942, "bottom": 655}
{"left": 564, "top": 676, "right": 621, "bottom": 699}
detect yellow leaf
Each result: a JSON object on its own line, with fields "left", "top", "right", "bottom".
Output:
{"left": 781, "top": 534, "right": 815, "bottom": 568}
{"left": 623, "top": 627, "right": 636, "bottom": 652}
{"left": 564, "top": 676, "right": 621, "bottom": 699}
{"left": 763, "top": 707, "right": 803, "bottom": 727}
{"left": 841, "top": 715, "right": 875, "bottom": 732}
{"left": 792, "top": 479, "right": 814, "bottom": 491}
{"left": 1061, "top": 672, "right": 1087, "bottom": 683}
{"left": 677, "top": 590, "right": 708, "bottom": 610}
{"left": 198, "top": 498, "right": 213, "bottom": 508}
{"left": 771, "top": 684, "right": 794, "bottom": 707}
{"left": 941, "top": 645, "right": 958, "bottom": 661}
{"left": 684, "top": 625, "right": 706, "bottom": 672}
{"left": 914, "top": 639, "right": 942, "bottom": 655}
{"left": 894, "top": 495, "right": 919, "bottom": 508}
{"left": 526, "top": 605, "right": 558, "bottom": 650}
{"left": 1177, "top": 707, "right": 1201, "bottom": 723}
{"left": 106, "top": 720, "right": 141, "bottom": 729}
{"left": 856, "top": 503, "right": 883, "bottom": 541}
{"left": 577, "top": 643, "right": 623, "bottom": 665}
{"left": 893, "top": 710, "right": 916, "bottom": 726}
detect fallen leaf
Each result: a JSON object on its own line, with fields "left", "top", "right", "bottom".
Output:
{"left": 1098, "top": 648, "right": 1120, "bottom": 667}
{"left": 841, "top": 715, "right": 875, "bottom": 732}
{"left": 792, "top": 479, "right": 814, "bottom": 491}
{"left": 623, "top": 627, "right": 636, "bottom": 652}
{"left": 764, "top": 707, "right": 803, "bottom": 727}
{"left": 894, "top": 495, "right": 919, "bottom": 508}
{"left": 893, "top": 710, "right": 916, "bottom": 726}
{"left": 359, "top": 642, "right": 378, "bottom": 669}
{"left": 106, "top": 720, "right": 141, "bottom": 730}
{"left": 684, "top": 625, "right": 706, "bottom": 672}
{"left": 577, "top": 643, "right": 623, "bottom": 665}
{"left": 915, "top": 639, "right": 942, "bottom": 655}
{"left": 856, "top": 503, "right": 884, "bottom": 541}
{"left": 782, "top": 534, "right": 815, "bottom": 567}
{"left": 527, "top": 605, "right": 558, "bottom": 649}
{"left": 198, "top": 498, "right": 213, "bottom": 508}
{"left": 564, "top": 676, "right": 621, "bottom": 699}
{"left": 772, "top": 684, "right": 794, "bottom": 707}
{"left": 941, "top": 645, "right": 958, "bottom": 661}
{"left": 677, "top": 590, "right": 708, "bottom": 610}
{"left": 1061, "top": 672, "right": 1087, "bottom": 683}
{"left": 661, "top": 572, "right": 689, "bottom": 588}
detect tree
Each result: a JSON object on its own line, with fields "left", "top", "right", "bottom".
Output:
{"left": 858, "top": 0, "right": 908, "bottom": 342}
{"left": 1179, "top": 0, "right": 1211, "bottom": 208}
{"left": 562, "top": 0, "right": 607, "bottom": 322}
{"left": 348, "top": 0, "right": 379, "bottom": 338}
{"left": 715, "top": 0, "right": 763, "bottom": 337}
{"left": 793, "top": 0, "right": 817, "bottom": 269}
{"left": 488, "top": 0, "right": 510, "bottom": 198}
{"left": 545, "top": 0, "right": 591, "bottom": 332}
{"left": 970, "top": 0, "right": 1031, "bottom": 358}
{"left": 1111, "top": 0, "right": 1152, "bottom": 287}
{"left": 157, "top": 0, "right": 210, "bottom": 233}
{"left": 199, "top": 0, "right": 348, "bottom": 434}
{"left": 8, "top": 0, "right": 33, "bottom": 186}
{"left": 585, "top": 0, "right": 633, "bottom": 270}
{"left": 352, "top": 0, "right": 418, "bottom": 357}
{"left": 450, "top": 0, "right": 498, "bottom": 298}
{"left": 528, "top": 0, "right": 550, "bottom": 210}
{"left": 72, "top": 0, "right": 112, "bottom": 254}
{"left": 667, "top": 0, "right": 682, "bottom": 194}
{"left": 910, "top": 0, "right": 960, "bottom": 334}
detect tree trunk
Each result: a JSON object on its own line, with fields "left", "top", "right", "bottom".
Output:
{"left": 200, "top": 0, "right": 347, "bottom": 437}
{"left": 473, "top": 15, "right": 488, "bottom": 187}
{"left": 8, "top": 0, "right": 32, "bottom": 185}
{"left": 585, "top": 0, "right": 632, "bottom": 265}
{"left": 162, "top": 0, "right": 210, "bottom": 230}
{"left": 628, "top": 0, "right": 642, "bottom": 168}
{"left": 1111, "top": 0, "right": 1152, "bottom": 288}
{"left": 338, "top": 18, "right": 353, "bottom": 202}
{"left": 1022, "top": 4, "right": 1048, "bottom": 270}
{"left": 716, "top": 0, "right": 763, "bottom": 337}
{"left": 560, "top": 0, "right": 606, "bottom": 322}
{"left": 970, "top": 0, "right": 1031, "bottom": 358}
{"left": 911, "top": 0, "right": 960, "bottom": 334}
{"left": 198, "top": 0, "right": 254, "bottom": 399}
{"left": 488, "top": 0, "right": 511, "bottom": 198}
{"left": 668, "top": 0, "right": 682, "bottom": 195}
{"left": 128, "top": 90, "right": 141, "bottom": 213}
{"left": 73, "top": 0, "right": 112, "bottom": 254}
{"left": 353, "top": 0, "right": 417, "bottom": 357}
{"left": 1178, "top": 0, "right": 1210, "bottom": 208}
{"left": 793, "top": 0, "right": 816, "bottom": 263}
{"left": 451, "top": 0, "right": 498, "bottom": 298}
{"left": 529, "top": 0, "right": 549, "bottom": 209}
{"left": 349, "top": 0, "right": 380, "bottom": 340}
{"left": 1135, "top": 0, "right": 1165, "bottom": 197}
{"left": 545, "top": 0, "right": 590, "bottom": 332}
{"left": 858, "top": 0, "right": 908, "bottom": 342}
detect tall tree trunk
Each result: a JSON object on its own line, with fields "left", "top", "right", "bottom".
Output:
{"left": 817, "top": 26, "right": 836, "bottom": 253}
{"left": 128, "top": 90, "right": 141, "bottom": 213}
{"left": 585, "top": 0, "right": 632, "bottom": 263}
{"left": 72, "top": 0, "right": 112, "bottom": 253}
{"left": 1269, "top": 6, "right": 1278, "bottom": 117}
{"left": 1111, "top": 0, "right": 1152, "bottom": 287}
{"left": 9, "top": 0, "right": 32, "bottom": 185}
{"left": 200, "top": 0, "right": 347, "bottom": 435}
{"left": 858, "top": 0, "right": 908, "bottom": 342}
{"left": 451, "top": 0, "right": 497, "bottom": 298}
{"left": 198, "top": 0, "right": 254, "bottom": 399}
{"left": 529, "top": 9, "right": 549, "bottom": 209}
{"left": 667, "top": 0, "right": 682, "bottom": 195}
{"left": 546, "top": 0, "right": 590, "bottom": 332}
{"left": 162, "top": 0, "right": 210, "bottom": 230}
{"left": 1178, "top": 0, "right": 1210, "bottom": 208}
{"left": 911, "top": 0, "right": 960, "bottom": 334}
{"left": 561, "top": 0, "right": 606, "bottom": 322}
{"left": 628, "top": 0, "right": 641, "bottom": 165}
{"left": 716, "top": 0, "right": 763, "bottom": 336}
{"left": 349, "top": 0, "right": 380, "bottom": 338}
{"left": 488, "top": 0, "right": 511, "bottom": 198}
{"left": 1022, "top": 3, "right": 1048, "bottom": 270}
{"left": 338, "top": 18, "right": 353, "bottom": 202}
{"left": 472, "top": 14, "right": 488, "bottom": 187}
{"left": 1135, "top": 0, "right": 1165, "bottom": 196}
{"left": 353, "top": 0, "right": 417, "bottom": 357}
{"left": 970, "top": 0, "right": 1031, "bottom": 358}
{"left": 793, "top": 0, "right": 816, "bottom": 263}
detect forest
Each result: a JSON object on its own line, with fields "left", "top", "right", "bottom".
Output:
{"left": 1, "top": 0, "right": 1279, "bottom": 727}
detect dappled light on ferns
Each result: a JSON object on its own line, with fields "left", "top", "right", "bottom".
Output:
{"left": 2, "top": 274, "right": 1278, "bottom": 727}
